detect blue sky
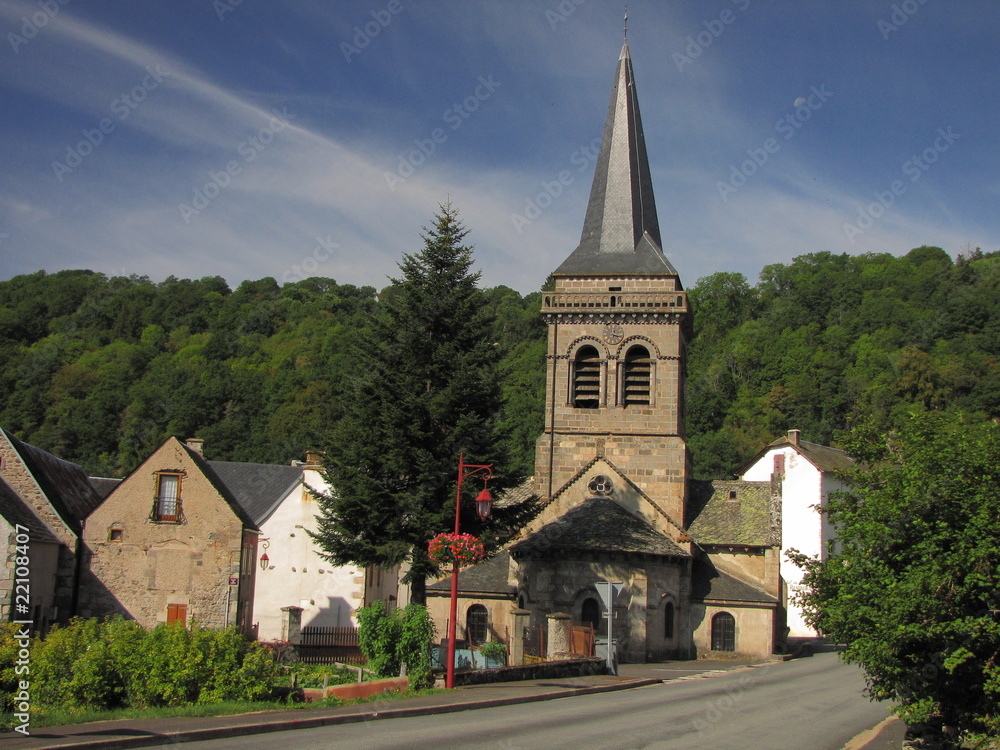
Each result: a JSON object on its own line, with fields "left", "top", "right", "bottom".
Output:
{"left": 1, "top": 1, "right": 997, "bottom": 295}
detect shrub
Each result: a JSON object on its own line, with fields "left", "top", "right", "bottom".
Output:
{"left": 479, "top": 640, "right": 507, "bottom": 666}
{"left": 357, "top": 602, "right": 435, "bottom": 686}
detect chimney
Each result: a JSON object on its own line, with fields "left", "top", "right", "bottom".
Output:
{"left": 185, "top": 437, "right": 204, "bottom": 455}
{"left": 305, "top": 450, "right": 324, "bottom": 468}
{"left": 787, "top": 429, "right": 801, "bottom": 447}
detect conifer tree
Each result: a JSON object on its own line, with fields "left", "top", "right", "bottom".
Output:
{"left": 311, "top": 205, "right": 537, "bottom": 604}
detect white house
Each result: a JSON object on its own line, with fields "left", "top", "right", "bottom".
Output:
{"left": 246, "top": 451, "right": 401, "bottom": 641}
{"left": 739, "top": 429, "right": 852, "bottom": 638}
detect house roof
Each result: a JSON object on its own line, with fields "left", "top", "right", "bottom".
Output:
{"left": 89, "top": 477, "right": 121, "bottom": 500}
{"left": 427, "top": 550, "right": 515, "bottom": 596}
{"left": 552, "top": 43, "right": 678, "bottom": 279}
{"left": 511, "top": 496, "right": 688, "bottom": 558}
{"left": 686, "top": 480, "right": 777, "bottom": 547}
{"left": 203, "top": 458, "right": 302, "bottom": 528}
{"left": 691, "top": 556, "right": 777, "bottom": 604}
{"left": 1, "top": 428, "right": 103, "bottom": 534}
{"left": 740, "top": 435, "right": 853, "bottom": 477}
{"left": 0, "top": 477, "right": 59, "bottom": 544}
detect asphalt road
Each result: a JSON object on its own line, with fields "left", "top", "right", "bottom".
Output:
{"left": 182, "top": 651, "right": 892, "bottom": 750}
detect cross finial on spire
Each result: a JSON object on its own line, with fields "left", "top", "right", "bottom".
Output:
{"left": 624, "top": 6, "right": 628, "bottom": 40}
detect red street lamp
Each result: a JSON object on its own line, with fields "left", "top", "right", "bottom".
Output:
{"left": 446, "top": 453, "right": 493, "bottom": 689}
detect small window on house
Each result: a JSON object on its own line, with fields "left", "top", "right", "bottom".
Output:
{"left": 664, "top": 601, "right": 675, "bottom": 639}
{"left": 154, "top": 472, "right": 182, "bottom": 522}
{"left": 166, "top": 603, "right": 188, "bottom": 626}
{"left": 622, "top": 345, "right": 652, "bottom": 406}
{"left": 572, "top": 346, "right": 601, "bottom": 408}
{"left": 711, "top": 612, "right": 736, "bottom": 652}
{"left": 466, "top": 604, "right": 489, "bottom": 647}
{"left": 108, "top": 528, "right": 123, "bottom": 542}
{"left": 728, "top": 489, "right": 739, "bottom": 500}
{"left": 773, "top": 453, "right": 785, "bottom": 476}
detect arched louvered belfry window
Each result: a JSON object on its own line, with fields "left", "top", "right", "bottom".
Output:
{"left": 622, "top": 345, "right": 652, "bottom": 406}
{"left": 572, "top": 345, "right": 601, "bottom": 408}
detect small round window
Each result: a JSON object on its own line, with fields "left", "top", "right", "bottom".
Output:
{"left": 588, "top": 475, "right": 614, "bottom": 496}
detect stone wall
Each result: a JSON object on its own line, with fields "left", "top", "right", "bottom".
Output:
{"left": 516, "top": 552, "right": 690, "bottom": 662}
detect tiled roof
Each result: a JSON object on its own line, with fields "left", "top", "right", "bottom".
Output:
{"left": 2, "top": 428, "right": 103, "bottom": 533}
{"left": 511, "top": 496, "right": 688, "bottom": 558}
{"left": 691, "top": 556, "right": 777, "bottom": 604}
{"left": 205, "top": 459, "right": 302, "bottom": 527}
{"left": 552, "top": 43, "right": 678, "bottom": 279}
{"left": 687, "top": 480, "right": 777, "bottom": 547}
{"left": 427, "top": 550, "right": 515, "bottom": 595}
{"left": 0, "top": 477, "right": 59, "bottom": 544}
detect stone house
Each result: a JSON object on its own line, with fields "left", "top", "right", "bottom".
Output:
{"left": 82, "top": 436, "right": 261, "bottom": 633}
{"left": 739, "top": 429, "right": 852, "bottom": 638}
{"left": 0, "top": 427, "right": 104, "bottom": 632}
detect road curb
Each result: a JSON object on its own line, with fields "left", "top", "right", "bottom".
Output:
{"left": 26, "top": 678, "right": 665, "bottom": 750}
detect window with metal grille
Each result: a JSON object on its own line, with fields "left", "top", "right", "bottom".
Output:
{"left": 154, "top": 473, "right": 182, "bottom": 522}
{"left": 711, "top": 611, "right": 736, "bottom": 652}
{"left": 466, "top": 604, "right": 489, "bottom": 646}
{"left": 572, "top": 346, "right": 601, "bottom": 408}
{"left": 622, "top": 345, "right": 652, "bottom": 405}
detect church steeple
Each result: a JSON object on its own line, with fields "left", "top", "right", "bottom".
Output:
{"left": 554, "top": 42, "right": 676, "bottom": 277}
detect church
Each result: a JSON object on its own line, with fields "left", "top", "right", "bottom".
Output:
{"left": 428, "top": 41, "right": 845, "bottom": 661}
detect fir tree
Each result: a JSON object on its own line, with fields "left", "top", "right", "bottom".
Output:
{"left": 311, "top": 205, "right": 538, "bottom": 604}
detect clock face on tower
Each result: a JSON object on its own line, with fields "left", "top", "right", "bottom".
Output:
{"left": 603, "top": 324, "right": 624, "bottom": 345}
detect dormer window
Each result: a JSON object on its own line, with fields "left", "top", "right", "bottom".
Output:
{"left": 728, "top": 489, "right": 738, "bottom": 501}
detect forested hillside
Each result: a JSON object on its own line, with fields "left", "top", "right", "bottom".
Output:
{"left": 687, "top": 246, "right": 1000, "bottom": 478}
{"left": 1, "top": 244, "right": 997, "bottom": 482}
{"left": 0, "top": 270, "right": 545, "bottom": 478}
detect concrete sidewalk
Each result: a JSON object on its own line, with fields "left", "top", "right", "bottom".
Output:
{"left": 1, "top": 659, "right": 902, "bottom": 750}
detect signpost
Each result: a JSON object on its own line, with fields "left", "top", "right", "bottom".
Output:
{"left": 596, "top": 581, "right": 623, "bottom": 674}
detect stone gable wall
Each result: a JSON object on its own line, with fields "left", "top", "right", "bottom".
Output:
{"left": 82, "top": 437, "right": 246, "bottom": 628}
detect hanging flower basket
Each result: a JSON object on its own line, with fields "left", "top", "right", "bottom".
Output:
{"left": 428, "top": 532, "right": 485, "bottom": 567}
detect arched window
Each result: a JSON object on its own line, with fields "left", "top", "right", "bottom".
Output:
{"left": 622, "top": 345, "right": 652, "bottom": 406}
{"left": 664, "top": 601, "right": 675, "bottom": 639}
{"left": 711, "top": 612, "right": 736, "bottom": 652}
{"left": 581, "top": 597, "right": 601, "bottom": 633}
{"left": 572, "top": 346, "right": 601, "bottom": 408}
{"left": 466, "top": 604, "right": 488, "bottom": 647}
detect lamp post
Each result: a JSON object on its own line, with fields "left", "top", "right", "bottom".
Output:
{"left": 446, "top": 452, "right": 493, "bottom": 689}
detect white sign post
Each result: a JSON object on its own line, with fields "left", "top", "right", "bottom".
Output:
{"left": 596, "top": 581, "right": 623, "bottom": 674}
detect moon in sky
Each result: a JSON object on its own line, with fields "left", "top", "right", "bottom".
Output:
{"left": 794, "top": 97, "right": 807, "bottom": 107}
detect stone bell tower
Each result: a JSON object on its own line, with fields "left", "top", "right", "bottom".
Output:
{"left": 534, "top": 42, "right": 691, "bottom": 531}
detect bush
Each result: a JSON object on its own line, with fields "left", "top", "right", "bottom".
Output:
{"left": 357, "top": 602, "right": 435, "bottom": 687}
{"left": 479, "top": 640, "right": 507, "bottom": 666}
{"left": 25, "top": 617, "right": 276, "bottom": 711}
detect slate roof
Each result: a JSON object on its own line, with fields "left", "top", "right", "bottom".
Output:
{"left": 686, "top": 480, "right": 777, "bottom": 547}
{"left": 427, "top": 550, "right": 515, "bottom": 596}
{"left": 0, "top": 477, "right": 59, "bottom": 544}
{"left": 511, "top": 496, "right": 688, "bottom": 558}
{"left": 89, "top": 477, "right": 121, "bottom": 500}
{"left": 691, "top": 556, "right": 777, "bottom": 604}
{"left": 205, "top": 459, "right": 302, "bottom": 527}
{"left": 2, "top": 428, "right": 103, "bottom": 534}
{"left": 740, "top": 435, "right": 853, "bottom": 476}
{"left": 553, "top": 43, "right": 678, "bottom": 279}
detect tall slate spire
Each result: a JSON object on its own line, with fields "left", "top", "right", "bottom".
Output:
{"left": 554, "top": 42, "right": 677, "bottom": 277}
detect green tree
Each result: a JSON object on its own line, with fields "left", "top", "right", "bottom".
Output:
{"left": 311, "top": 205, "right": 537, "bottom": 604}
{"left": 792, "top": 412, "right": 1000, "bottom": 743}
